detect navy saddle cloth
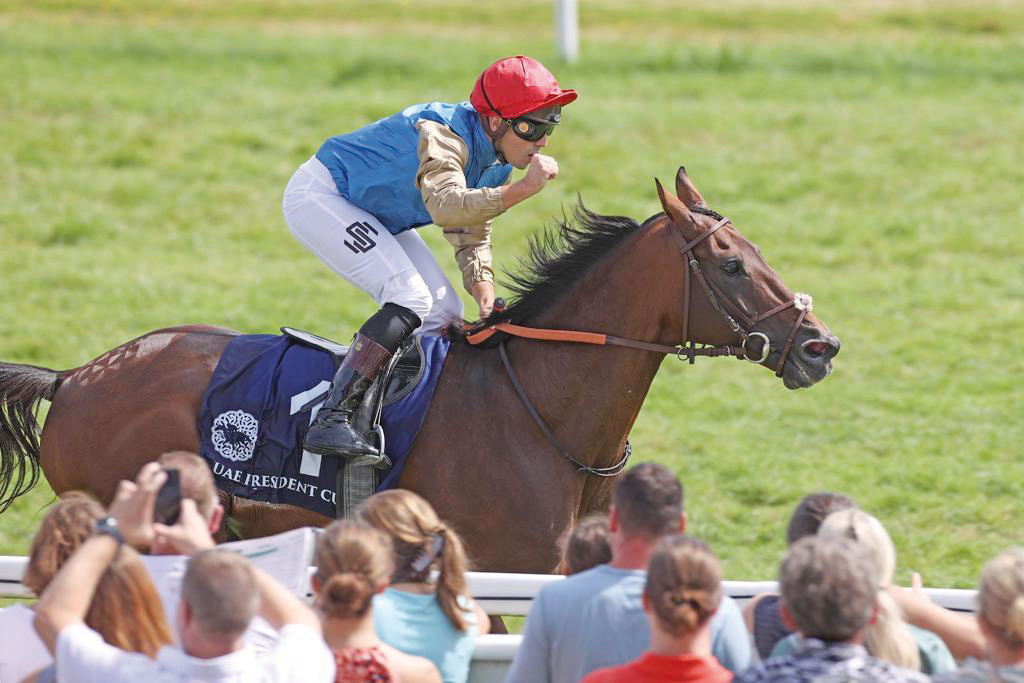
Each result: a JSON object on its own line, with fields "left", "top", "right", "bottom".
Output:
{"left": 198, "top": 330, "right": 450, "bottom": 518}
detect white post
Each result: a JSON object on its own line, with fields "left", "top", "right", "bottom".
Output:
{"left": 555, "top": 0, "right": 579, "bottom": 64}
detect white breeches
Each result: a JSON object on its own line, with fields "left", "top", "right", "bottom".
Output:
{"left": 282, "top": 156, "right": 463, "bottom": 334}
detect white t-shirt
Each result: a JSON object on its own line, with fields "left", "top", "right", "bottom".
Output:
{"left": 56, "top": 622, "right": 335, "bottom": 683}
{"left": 146, "top": 555, "right": 279, "bottom": 654}
{"left": 0, "top": 604, "right": 53, "bottom": 682}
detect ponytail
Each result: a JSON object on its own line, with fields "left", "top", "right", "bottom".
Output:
{"left": 645, "top": 535, "right": 722, "bottom": 637}
{"left": 357, "top": 490, "right": 476, "bottom": 631}
{"left": 865, "top": 590, "right": 920, "bottom": 670}
{"left": 314, "top": 520, "right": 393, "bottom": 620}
{"left": 434, "top": 525, "right": 472, "bottom": 631}
{"left": 319, "top": 571, "right": 379, "bottom": 619}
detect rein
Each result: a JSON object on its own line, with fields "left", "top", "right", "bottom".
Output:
{"left": 466, "top": 214, "right": 814, "bottom": 478}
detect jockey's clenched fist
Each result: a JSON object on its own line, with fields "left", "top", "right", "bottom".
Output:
{"left": 524, "top": 154, "right": 559, "bottom": 193}
{"left": 501, "top": 153, "right": 561, "bottom": 208}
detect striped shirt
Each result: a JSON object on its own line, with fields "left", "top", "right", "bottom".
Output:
{"left": 736, "top": 637, "right": 929, "bottom": 683}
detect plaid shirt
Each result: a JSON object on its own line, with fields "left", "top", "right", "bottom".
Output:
{"left": 736, "top": 637, "right": 930, "bottom": 683}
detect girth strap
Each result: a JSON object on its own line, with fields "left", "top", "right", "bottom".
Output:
{"left": 498, "top": 341, "right": 631, "bottom": 477}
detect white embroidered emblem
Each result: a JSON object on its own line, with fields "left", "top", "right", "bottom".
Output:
{"left": 211, "top": 410, "right": 259, "bottom": 462}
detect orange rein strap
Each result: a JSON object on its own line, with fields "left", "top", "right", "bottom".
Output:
{"left": 464, "top": 321, "right": 745, "bottom": 360}
{"left": 464, "top": 323, "right": 607, "bottom": 347}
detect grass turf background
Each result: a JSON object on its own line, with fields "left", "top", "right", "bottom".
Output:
{"left": 1, "top": 0, "right": 1022, "bottom": 593}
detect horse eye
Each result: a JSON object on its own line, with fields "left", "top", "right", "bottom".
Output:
{"left": 722, "top": 259, "right": 744, "bottom": 275}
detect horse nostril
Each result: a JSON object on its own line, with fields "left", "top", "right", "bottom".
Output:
{"left": 804, "top": 341, "right": 828, "bottom": 357}
{"left": 801, "top": 337, "right": 839, "bottom": 362}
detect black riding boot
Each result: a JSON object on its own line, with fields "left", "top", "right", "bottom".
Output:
{"left": 302, "top": 303, "right": 421, "bottom": 459}
{"left": 302, "top": 333, "right": 392, "bottom": 458}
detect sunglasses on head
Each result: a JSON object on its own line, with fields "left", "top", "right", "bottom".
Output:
{"left": 505, "top": 116, "right": 557, "bottom": 142}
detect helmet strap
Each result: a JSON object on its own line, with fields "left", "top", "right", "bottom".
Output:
{"left": 478, "top": 73, "right": 505, "bottom": 119}
{"left": 480, "top": 114, "right": 509, "bottom": 164}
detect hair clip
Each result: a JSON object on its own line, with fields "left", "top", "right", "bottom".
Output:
{"left": 411, "top": 532, "right": 445, "bottom": 573}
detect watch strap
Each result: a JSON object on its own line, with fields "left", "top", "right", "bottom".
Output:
{"left": 94, "top": 516, "right": 124, "bottom": 547}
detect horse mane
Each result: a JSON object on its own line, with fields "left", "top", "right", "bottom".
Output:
{"left": 450, "top": 203, "right": 657, "bottom": 347}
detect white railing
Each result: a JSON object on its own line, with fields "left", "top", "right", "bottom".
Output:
{"left": 1, "top": 555, "right": 31, "bottom": 598}
{"left": 1, "top": 554, "right": 979, "bottom": 612}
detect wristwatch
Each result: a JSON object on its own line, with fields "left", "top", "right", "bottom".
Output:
{"left": 94, "top": 516, "right": 124, "bottom": 546}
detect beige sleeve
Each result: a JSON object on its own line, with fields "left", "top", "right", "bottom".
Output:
{"left": 416, "top": 120, "right": 509, "bottom": 292}
{"left": 445, "top": 221, "right": 495, "bottom": 292}
{"left": 415, "top": 120, "right": 507, "bottom": 227}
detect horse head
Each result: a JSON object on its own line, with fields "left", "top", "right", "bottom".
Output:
{"left": 656, "top": 166, "right": 840, "bottom": 389}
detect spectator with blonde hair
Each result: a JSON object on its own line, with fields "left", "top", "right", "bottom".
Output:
{"left": 581, "top": 535, "right": 732, "bottom": 683}
{"left": 356, "top": 489, "right": 488, "bottom": 683}
{"left": 0, "top": 493, "right": 173, "bottom": 682}
{"left": 314, "top": 519, "right": 441, "bottom": 683}
{"left": 563, "top": 514, "right": 611, "bottom": 575}
{"left": 805, "top": 508, "right": 955, "bottom": 675}
{"left": 934, "top": 548, "right": 1024, "bottom": 682}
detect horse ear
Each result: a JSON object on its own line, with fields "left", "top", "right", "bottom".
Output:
{"left": 675, "top": 166, "right": 708, "bottom": 209}
{"left": 655, "top": 178, "right": 693, "bottom": 228}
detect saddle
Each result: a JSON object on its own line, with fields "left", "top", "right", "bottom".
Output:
{"left": 281, "top": 326, "right": 425, "bottom": 469}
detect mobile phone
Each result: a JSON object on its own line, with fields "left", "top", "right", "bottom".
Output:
{"left": 153, "top": 468, "right": 182, "bottom": 525}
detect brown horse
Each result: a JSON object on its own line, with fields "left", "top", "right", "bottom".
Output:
{"left": 0, "top": 169, "right": 839, "bottom": 573}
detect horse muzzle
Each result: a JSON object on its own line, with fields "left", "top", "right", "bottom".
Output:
{"left": 780, "top": 334, "right": 840, "bottom": 390}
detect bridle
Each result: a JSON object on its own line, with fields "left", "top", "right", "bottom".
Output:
{"left": 668, "top": 210, "right": 814, "bottom": 377}
{"left": 465, "top": 210, "right": 815, "bottom": 477}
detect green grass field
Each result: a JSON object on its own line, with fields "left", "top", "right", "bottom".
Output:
{"left": 1, "top": 0, "right": 1022, "bottom": 593}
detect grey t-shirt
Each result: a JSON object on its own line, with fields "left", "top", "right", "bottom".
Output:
{"left": 506, "top": 564, "right": 751, "bottom": 683}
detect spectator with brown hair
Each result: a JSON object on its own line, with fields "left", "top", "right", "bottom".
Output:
{"left": 314, "top": 519, "right": 441, "bottom": 683}
{"left": 581, "top": 534, "right": 733, "bottom": 683}
{"left": 736, "top": 535, "right": 928, "bottom": 683}
{"left": 356, "top": 489, "right": 488, "bottom": 683}
{"left": 934, "top": 547, "right": 1024, "bottom": 682}
{"left": 153, "top": 450, "right": 223, "bottom": 542}
{"left": 563, "top": 514, "right": 611, "bottom": 575}
{"left": 507, "top": 462, "right": 750, "bottom": 683}
{"left": 0, "top": 493, "right": 173, "bottom": 682}
{"left": 742, "top": 491, "right": 856, "bottom": 659}
{"left": 32, "top": 462, "right": 335, "bottom": 682}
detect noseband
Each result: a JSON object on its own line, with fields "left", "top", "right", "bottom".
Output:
{"left": 669, "top": 213, "right": 814, "bottom": 378}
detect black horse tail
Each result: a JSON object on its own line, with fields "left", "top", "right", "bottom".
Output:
{"left": 0, "top": 361, "right": 62, "bottom": 512}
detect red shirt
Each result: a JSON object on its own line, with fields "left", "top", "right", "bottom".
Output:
{"left": 581, "top": 652, "right": 733, "bottom": 683}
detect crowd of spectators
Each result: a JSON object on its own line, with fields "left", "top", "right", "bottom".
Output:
{"left": 0, "top": 456, "right": 1022, "bottom": 683}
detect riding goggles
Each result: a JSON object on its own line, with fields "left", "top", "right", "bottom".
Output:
{"left": 506, "top": 115, "right": 558, "bottom": 142}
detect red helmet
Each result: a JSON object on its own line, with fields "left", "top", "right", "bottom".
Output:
{"left": 470, "top": 55, "right": 577, "bottom": 120}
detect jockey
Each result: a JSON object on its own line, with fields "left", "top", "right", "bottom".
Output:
{"left": 282, "top": 55, "right": 577, "bottom": 460}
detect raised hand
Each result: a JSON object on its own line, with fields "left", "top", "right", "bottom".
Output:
{"left": 107, "top": 462, "right": 166, "bottom": 549}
